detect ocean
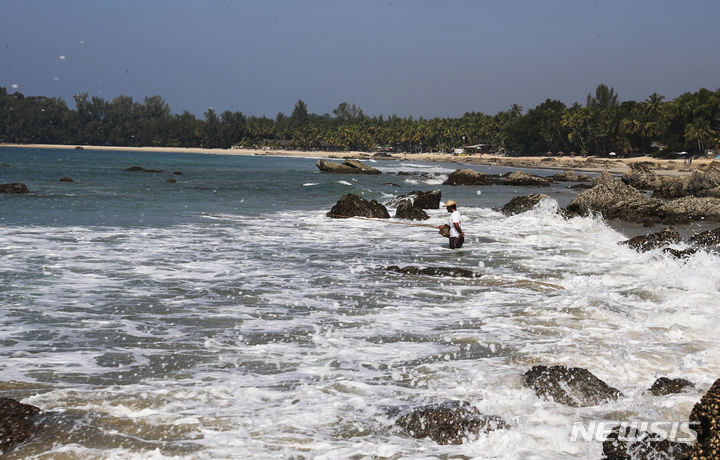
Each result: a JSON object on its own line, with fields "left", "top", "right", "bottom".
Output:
{"left": 1, "top": 147, "right": 719, "bottom": 459}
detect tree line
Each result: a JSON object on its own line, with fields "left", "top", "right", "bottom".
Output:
{"left": 1, "top": 84, "right": 718, "bottom": 156}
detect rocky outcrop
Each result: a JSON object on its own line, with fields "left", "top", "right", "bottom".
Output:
{"left": 622, "top": 162, "right": 666, "bottom": 191}
{"left": 384, "top": 265, "right": 480, "bottom": 278}
{"left": 394, "top": 401, "right": 508, "bottom": 445}
{"left": 653, "top": 164, "right": 720, "bottom": 199}
{"left": 443, "top": 169, "right": 499, "bottom": 186}
{"left": 549, "top": 170, "right": 592, "bottom": 182}
{"left": 687, "top": 377, "right": 720, "bottom": 459}
{"left": 523, "top": 365, "right": 622, "bottom": 407}
{"left": 394, "top": 200, "right": 429, "bottom": 220}
{"left": 648, "top": 377, "right": 694, "bottom": 396}
{"left": 620, "top": 228, "right": 682, "bottom": 252}
{"left": 501, "top": 194, "right": 551, "bottom": 216}
{"left": 501, "top": 171, "right": 551, "bottom": 187}
{"left": 327, "top": 194, "right": 390, "bottom": 219}
{"left": 663, "top": 197, "right": 720, "bottom": 224}
{"left": 316, "top": 159, "right": 381, "bottom": 174}
{"left": 0, "top": 398, "right": 42, "bottom": 454}
{"left": 602, "top": 424, "right": 692, "bottom": 459}
{"left": 0, "top": 183, "right": 29, "bottom": 193}
{"left": 409, "top": 190, "right": 442, "bottom": 209}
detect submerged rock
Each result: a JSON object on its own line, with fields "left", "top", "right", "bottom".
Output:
{"left": 394, "top": 200, "right": 429, "bottom": 220}
{"left": 384, "top": 265, "right": 480, "bottom": 278}
{"left": 0, "top": 398, "right": 42, "bottom": 454}
{"left": 316, "top": 159, "right": 381, "bottom": 174}
{"left": 620, "top": 228, "right": 682, "bottom": 252}
{"left": 648, "top": 377, "right": 694, "bottom": 396}
{"left": 59, "top": 176, "right": 74, "bottom": 182}
{"left": 125, "top": 166, "right": 164, "bottom": 173}
{"left": 523, "top": 365, "right": 622, "bottom": 407}
{"left": 687, "top": 377, "right": 720, "bottom": 459}
{"left": 602, "top": 424, "right": 693, "bottom": 460}
{"left": 0, "top": 183, "right": 30, "bottom": 194}
{"left": 327, "top": 194, "right": 390, "bottom": 219}
{"left": 394, "top": 400, "right": 508, "bottom": 445}
{"left": 501, "top": 193, "right": 551, "bottom": 216}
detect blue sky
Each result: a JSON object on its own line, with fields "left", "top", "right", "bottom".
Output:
{"left": 2, "top": 0, "right": 719, "bottom": 118}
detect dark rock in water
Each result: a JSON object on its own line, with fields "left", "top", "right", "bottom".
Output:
{"left": 602, "top": 424, "right": 693, "bottom": 460}
{"left": 410, "top": 190, "right": 442, "bottom": 209}
{"left": 663, "top": 247, "right": 698, "bottom": 259}
{"left": 394, "top": 400, "right": 508, "bottom": 445}
{"left": 124, "top": 166, "right": 164, "bottom": 173}
{"left": 373, "top": 151, "right": 393, "bottom": 158}
{"left": 687, "top": 377, "right": 720, "bottom": 459}
{"left": 549, "top": 170, "right": 580, "bottom": 182}
{"left": 689, "top": 227, "right": 720, "bottom": 248}
{"left": 1, "top": 163, "right": 10, "bottom": 168}
{"left": 443, "top": 169, "right": 498, "bottom": 186}
{"left": 501, "top": 193, "right": 551, "bottom": 216}
{"left": 620, "top": 228, "right": 682, "bottom": 252}
{"left": 316, "top": 159, "right": 381, "bottom": 174}
{"left": 648, "top": 377, "right": 694, "bottom": 396}
{"left": 569, "top": 183, "right": 594, "bottom": 190}
{"left": 74, "top": 145, "right": 84, "bottom": 150}
{"left": 0, "top": 183, "right": 29, "bottom": 194}
{"left": 395, "top": 200, "right": 429, "bottom": 220}
{"left": 166, "top": 178, "right": 177, "bottom": 183}
{"left": 384, "top": 265, "right": 480, "bottom": 278}
{"left": 523, "top": 365, "right": 622, "bottom": 407}
{"left": 59, "top": 176, "right": 74, "bottom": 182}
{"left": 327, "top": 194, "right": 390, "bottom": 219}
{"left": 501, "top": 170, "right": 551, "bottom": 187}
{"left": 173, "top": 171, "right": 183, "bottom": 175}
{"left": 0, "top": 398, "right": 42, "bottom": 454}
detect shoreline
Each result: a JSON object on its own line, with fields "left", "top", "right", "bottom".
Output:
{"left": 1, "top": 143, "right": 711, "bottom": 177}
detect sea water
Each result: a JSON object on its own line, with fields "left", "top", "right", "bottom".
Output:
{"left": 1, "top": 148, "right": 719, "bottom": 459}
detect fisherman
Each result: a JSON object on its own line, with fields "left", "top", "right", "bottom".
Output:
{"left": 437, "top": 200, "right": 465, "bottom": 249}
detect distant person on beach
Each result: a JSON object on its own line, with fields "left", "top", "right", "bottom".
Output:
{"left": 437, "top": 200, "right": 465, "bottom": 249}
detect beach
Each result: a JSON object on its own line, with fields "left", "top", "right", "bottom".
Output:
{"left": 1, "top": 143, "right": 711, "bottom": 177}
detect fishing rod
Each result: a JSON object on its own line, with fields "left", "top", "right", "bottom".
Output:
{"left": 327, "top": 213, "right": 448, "bottom": 233}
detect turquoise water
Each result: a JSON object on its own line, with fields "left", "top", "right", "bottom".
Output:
{"left": 1, "top": 147, "right": 719, "bottom": 458}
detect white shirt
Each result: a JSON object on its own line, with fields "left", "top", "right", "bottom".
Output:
{"left": 448, "top": 210, "right": 462, "bottom": 238}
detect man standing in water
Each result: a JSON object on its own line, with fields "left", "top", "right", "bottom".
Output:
{"left": 438, "top": 200, "right": 465, "bottom": 249}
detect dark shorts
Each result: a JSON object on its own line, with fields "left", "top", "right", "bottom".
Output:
{"left": 449, "top": 235, "right": 464, "bottom": 249}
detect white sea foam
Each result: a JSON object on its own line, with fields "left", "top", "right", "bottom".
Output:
{"left": 2, "top": 200, "right": 719, "bottom": 458}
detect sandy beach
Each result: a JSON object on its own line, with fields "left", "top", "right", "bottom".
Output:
{"left": 1, "top": 143, "right": 712, "bottom": 177}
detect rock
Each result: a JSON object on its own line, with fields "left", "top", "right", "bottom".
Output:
{"left": 410, "top": 190, "right": 442, "bottom": 209}
{"left": 59, "top": 177, "right": 74, "bottom": 182}
{"left": 74, "top": 146, "right": 84, "bottom": 150}
{"left": 373, "top": 152, "right": 393, "bottom": 158}
{"left": 566, "top": 172, "right": 672, "bottom": 224}
{"left": 394, "top": 400, "right": 508, "bottom": 445}
{"left": 663, "top": 248, "right": 698, "bottom": 258}
{"left": 689, "top": 227, "right": 720, "bottom": 248}
{"left": 549, "top": 170, "right": 580, "bottom": 182}
{"left": 443, "top": 169, "right": 498, "bottom": 186}
{"left": 501, "top": 171, "right": 551, "bottom": 187}
{"left": 602, "top": 424, "right": 693, "bottom": 460}
{"left": 622, "top": 163, "right": 666, "bottom": 191}
{"left": 523, "top": 365, "right": 622, "bottom": 407}
{"left": 652, "top": 163, "right": 720, "bottom": 199}
{"left": 569, "top": 183, "right": 594, "bottom": 190}
{"left": 124, "top": 166, "right": 164, "bottom": 173}
{"left": 327, "top": 194, "right": 390, "bottom": 219}
{"left": 394, "top": 200, "right": 429, "bottom": 220}
{"left": 166, "top": 178, "right": 177, "bottom": 183}
{"left": 620, "top": 228, "right": 682, "bottom": 252}
{"left": 501, "top": 193, "right": 551, "bottom": 216}
{"left": 687, "top": 377, "right": 720, "bottom": 459}
{"left": 0, "top": 183, "right": 30, "bottom": 193}
{"left": 173, "top": 171, "right": 183, "bottom": 175}
{"left": 1, "top": 163, "right": 10, "bottom": 167}
{"left": 663, "top": 197, "right": 720, "bottom": 224}
{"left": 648, "top": 377, "right": 694, "bottom": 396}
{"left": 316, "top": 159, "right": 381, "bottom": 174}
{"left": 384, "top": 265, "right": 481, "bottom": 278}
{"left": 0, "top": 398, "right": 42, "bottom": 454}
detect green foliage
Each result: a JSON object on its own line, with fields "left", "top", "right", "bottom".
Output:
{"left": 1, "top": 85, "right": 719, "bottom": 155}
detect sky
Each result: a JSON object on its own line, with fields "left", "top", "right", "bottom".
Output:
{"left": 1, "top": 0, "right": 719, "bottom": 119}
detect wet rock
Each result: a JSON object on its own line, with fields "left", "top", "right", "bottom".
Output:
{"left": 653, "top": 163, "right": 720, "bottom": 199}
{"left": 0, "top": 398, "right": 42, "bottom": 454}
{"left": 124, "top": 166, "right": 164, "bottom": 173}
{"left": 687, "top": 377, "right": 720, "bottom": 459}
{"left": 0, "top": 183, "right": 30, "bottom": 193}
{"left": 74, "top": 145, "right": 84, "bottom": 150}
{"left": 316, "top": 159, "right": 381, "bottom": 174}
{"left": 549, "top": 170, "right": 579, "bottom": 182}
{"left": 689, "top": 227, "right": 720, "bottom": 248}
{"left": 501, "top": 171, "right": 551, "bottom": 187}
{"left": 59, "top": 176, "right": 74, "bottom": 182}
{"left": 663, "top": 248, "right": 698, "bottom": 258}
{"left": 173, "top": 171, "right": 183, "bottom": 175}
{"left": 394, "top": 400, "right": 508, "bottom": 445}
{"left": 602, "top": 424, "right": 693, "bottom": 460}
{"left": 373, "top": 151, "right": 393, "bottom": 158}
{"left": 620, "top": 228, "right": 682, "bottom": 252}
{"left": 648, "top": 377, "right": 694, "bottom": 396}
{"left": 523, "top": 365, "right": 622, "bottom": 407}
{"left": 501, "top": 193, "right": 551, "bottom": 216}
{"left": 443, "top": 169, "right": 498, "bottom": 186}
{"left": 569, "top": 183, "right": 594, "bottom": 190}
{"left": 327, "top": 194, "right": 390, "bottom": 219}
{"left": 1, "top": 163, "right": 11, "bottom": 167}
{"left": 410, "top": 190, "right": 442, "bottom": 209}
{"left": 622, "top": 162, "right": 666, "bottom": 191}
{"left": 384, "top": 265, "right": 481, "bottom": 278}
{"left": 394, "top": 200, "right": 429, "bottom": 220}
{"left": 166, "top": 178, "right": 177, "bottom": 183}
{"left": 663, "top": 197, "right": 720, "bottom": 224}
